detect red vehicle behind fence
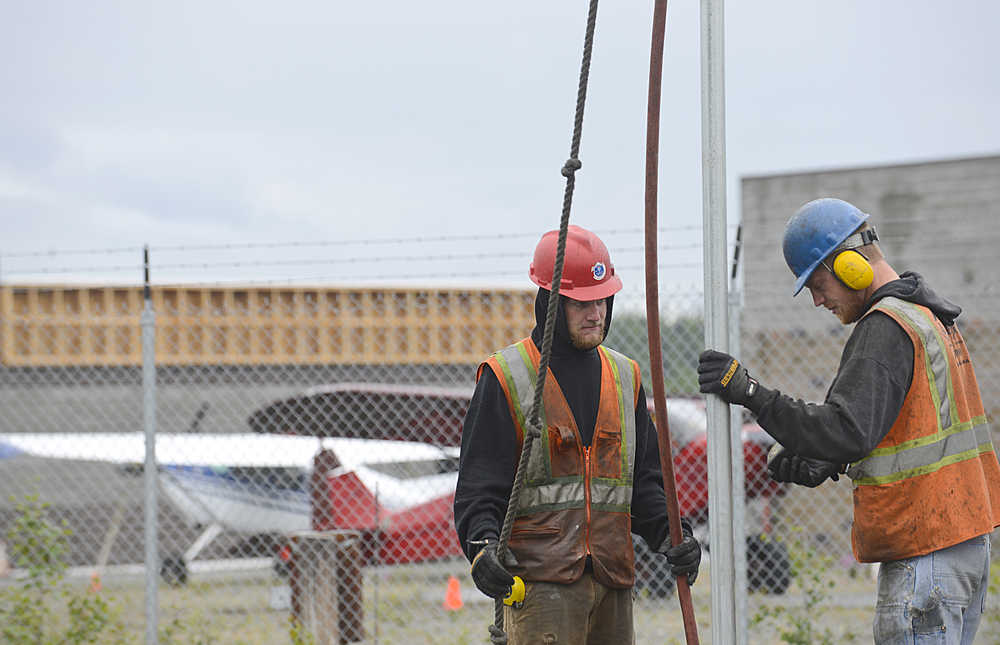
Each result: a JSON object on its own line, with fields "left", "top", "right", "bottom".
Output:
{"left": 255, "top": 383, "right": 791, "bottom": 595}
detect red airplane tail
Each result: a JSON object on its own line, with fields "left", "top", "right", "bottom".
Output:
{"left": 312, "top": 448, "right": 378, "bottom": 530}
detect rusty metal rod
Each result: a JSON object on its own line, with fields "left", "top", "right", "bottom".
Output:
{"left": 644, "top": 0, "right": 700, "bottom": 642}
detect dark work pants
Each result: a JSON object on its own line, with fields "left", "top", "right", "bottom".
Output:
{"left": 503, "top": 573, "right": 634, "bottom": 645}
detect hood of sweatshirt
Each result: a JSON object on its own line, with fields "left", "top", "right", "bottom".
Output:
{"left": 867, "top": 271, "right": 962, "bottom": 326}
{"left": 527, "top": 288, "right": 615, "bottom": 445}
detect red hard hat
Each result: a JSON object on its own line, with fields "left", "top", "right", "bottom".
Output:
{"left": 529, "top": 225, "right": 623, "bottom": 301}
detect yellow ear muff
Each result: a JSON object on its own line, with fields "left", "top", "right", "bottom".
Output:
{"left": 832, "top": 249, "right": 873, "bottom": 290}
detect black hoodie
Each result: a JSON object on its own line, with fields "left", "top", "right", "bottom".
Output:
{"left": 453, "top": 288, "right": 672, "bottom": 562}
{"left": 747, "top": 272, "right": 964, "bottom": 464}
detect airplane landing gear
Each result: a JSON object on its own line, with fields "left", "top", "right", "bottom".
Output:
{"left": 746, "top": 534, "right": 790, "bottom": 594}
{"left": 633, "top": 533, "right": 791, "bottom": 596}
{"left": 160, "top": 553, "right": 188, "bottom": 586}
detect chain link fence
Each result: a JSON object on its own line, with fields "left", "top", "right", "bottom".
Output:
{"left": 1, "top": 225, "right": 998, "bottom": 643}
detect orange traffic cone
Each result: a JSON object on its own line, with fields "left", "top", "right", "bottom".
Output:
{"left": 88, "top": 572, "right": 102, "bottom": 593}
{"left": 443, "top": 575, "right": 463, "bottom": 611}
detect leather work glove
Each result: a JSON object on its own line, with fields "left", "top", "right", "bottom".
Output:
{"left": 767, "top": 444, "right": 841, "bottom": 488}
{"left": 660, "top": 520, "right": 701, "bottom": 585}
{"left": 697, "top": 350, "right": 758, "bottom": 408}
{"left": 470, "top": 540, "right": 515, "bottom": 599}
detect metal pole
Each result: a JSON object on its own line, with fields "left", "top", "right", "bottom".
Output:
{"left": 141, "top": 246, "right": 159, "bottom": 645}
{"left": 728, "top": 224, "right": 747, "bottom": 645}
{"left": 700, "top": 0, "right": 738, "bottom": 643}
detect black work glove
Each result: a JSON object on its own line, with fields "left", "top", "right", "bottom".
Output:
{"left": 697, "top": 350, "right": 758, "bottom": 408}
{"left": 766, "top": 444, "right": 841, "bottom": 488}
{"left": 660, "top": 519, "right": 701, "bottom": 585}
{"left": 470, "top": 541, "right": 515, "bottom": 599}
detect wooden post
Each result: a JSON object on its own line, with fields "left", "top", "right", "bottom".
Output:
{"left": 289, "top": 530, "right": 365, "bottom": 645}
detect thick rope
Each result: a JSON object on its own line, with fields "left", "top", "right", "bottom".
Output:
{"left": 489, "top": 1, "right": 601, "bottom": 642}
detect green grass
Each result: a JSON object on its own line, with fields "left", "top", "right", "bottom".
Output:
{"left": 30, "top": 560, "right": 867, "bottom": 644}
{"left": 6, "top": 554, "right": 999, "bottom": 643}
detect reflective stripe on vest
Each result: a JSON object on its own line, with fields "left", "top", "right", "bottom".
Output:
{"left": 489, "top": 339, "right": 637, "bottom": 515}
{"left": 490, "top": 340, "right": 540, "bottom": 440}
{"left": 848, "top": 297, "right": 992, "bottom": 486}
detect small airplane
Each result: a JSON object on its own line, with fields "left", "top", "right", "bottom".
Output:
{"left": 0, "top": 426, "right": 461, "bottom": 584}
{"left": 1, "top": 382, "right": 790, "bottom": 592}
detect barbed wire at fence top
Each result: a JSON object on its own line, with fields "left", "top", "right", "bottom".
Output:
{"left": 0, "top": 225, "right": 725, "bottom": 287}
{"left": 0, "top": 224, "right": 711, "bottom": 259}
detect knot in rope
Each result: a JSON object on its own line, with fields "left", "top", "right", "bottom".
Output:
{"left": 488, "top": 624, "right": 509, "bottom": 644}
{"left": 561, "top": 158, "right": 582, "bottom": 178}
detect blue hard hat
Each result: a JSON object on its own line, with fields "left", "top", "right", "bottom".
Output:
{"left": 782, "top": 198, "right": 869, "bottom": 296}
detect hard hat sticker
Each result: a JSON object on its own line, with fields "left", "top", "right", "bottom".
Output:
{"left": 592, "top": 262, "right": 606, "bottom": 281}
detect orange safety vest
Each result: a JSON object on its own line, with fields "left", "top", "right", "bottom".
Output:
{"left": 478, "top": 337, "right": 641, "bottom": 588}
{"left": 848, "top": 297, "right": 1000, "bottom": 563}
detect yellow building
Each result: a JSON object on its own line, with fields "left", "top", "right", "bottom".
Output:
{"left": 0, "top": 284, "right": 536, "bottom": 367}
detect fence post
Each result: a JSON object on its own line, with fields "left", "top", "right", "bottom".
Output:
{"left": 700, "top": 0, "right": 739, "bottom": 642}
{"left": 141, "top": 246, "right": 159, "bottom": 645}
{"left": 729, "top": 271, "right": 747, "bottom": 645}
{"left": 289, "top": 530, "right": 365, "bottom": 645}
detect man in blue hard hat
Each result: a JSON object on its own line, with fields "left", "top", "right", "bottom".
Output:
{"left": 698, "top": 197, "right": 1000, "bottom": 644}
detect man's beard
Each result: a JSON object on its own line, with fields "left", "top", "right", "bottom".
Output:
{"left": 834, "top": 297, "right": 865, "bottom": 325}
{"left": 569, "top": 330, "right": 603, "bottom": 350}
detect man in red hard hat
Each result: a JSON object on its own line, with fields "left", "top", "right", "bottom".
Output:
{"left": 454, "top": 225, "right": 700, "bottom": 644}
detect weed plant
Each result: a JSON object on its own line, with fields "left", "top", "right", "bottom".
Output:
{"left": 750, "top": 527, "right": 861, "bottom": 644}
{"left": 1, "top": 494, "right": 128, "bottom": 644}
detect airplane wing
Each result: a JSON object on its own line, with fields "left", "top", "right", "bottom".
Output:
{"left": 0, "top": 433, "right": 456, "bottom": 470}
{"left": 0, "top": 432, "right": 325, "bottom": 468}
{"left": 1, "top": 432, "right": 461, "bottom": 544}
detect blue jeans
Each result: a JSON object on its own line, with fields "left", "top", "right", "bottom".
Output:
{"left": 874, "top": 534, "right": 991, "bottom": 644}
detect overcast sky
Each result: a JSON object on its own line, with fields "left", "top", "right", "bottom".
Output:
{"left": 1, "top": 1, "right": 998, "bottom": 287}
